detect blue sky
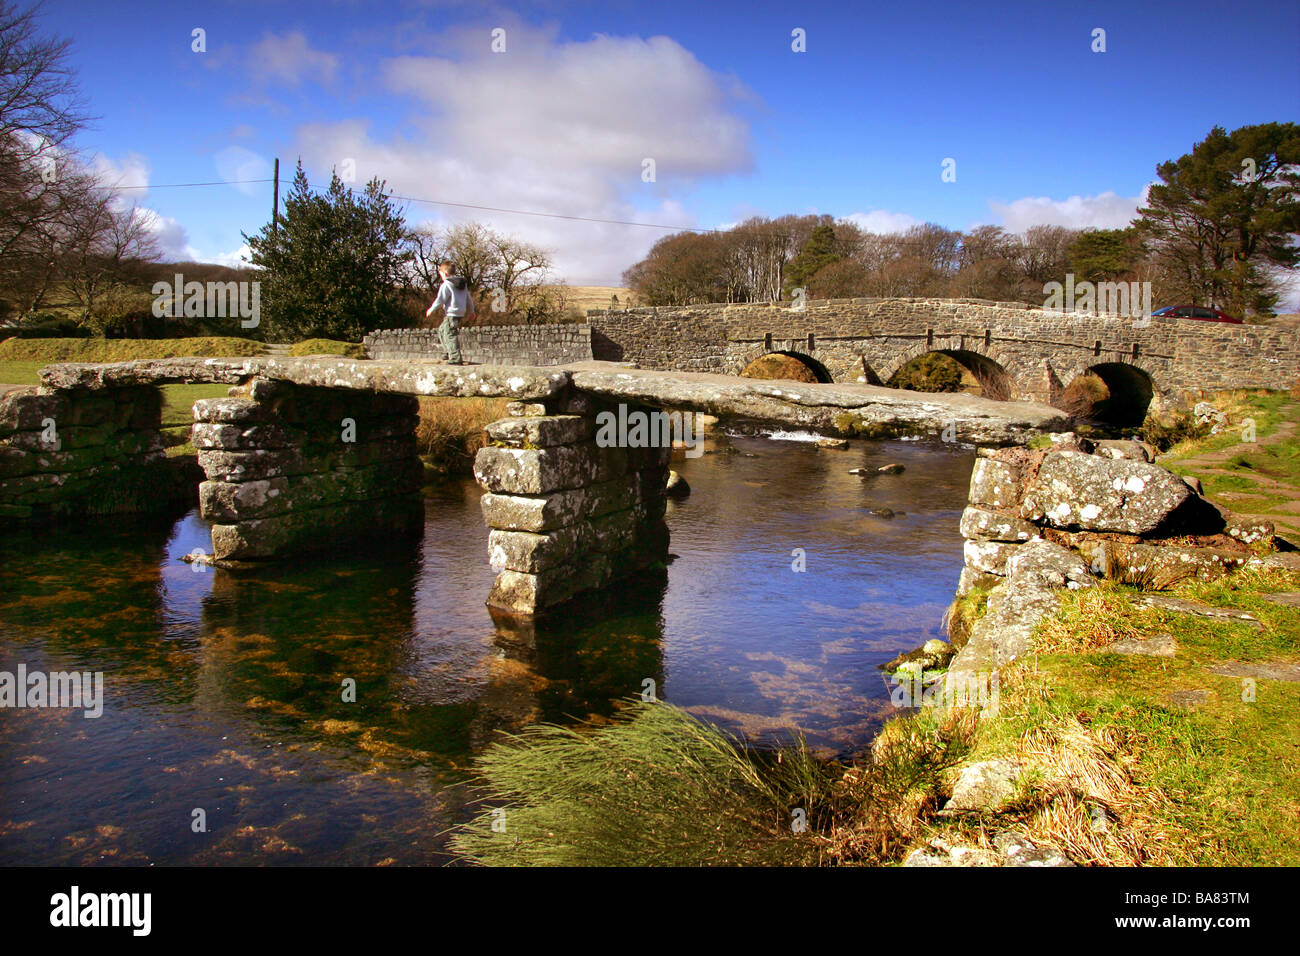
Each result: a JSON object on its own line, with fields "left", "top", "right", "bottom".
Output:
{"left": 35, "top": 0, "right": 1300, "bottom": 292}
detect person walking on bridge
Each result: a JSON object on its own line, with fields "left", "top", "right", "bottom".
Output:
{"left": 426, "top": 261, "right": 476, "bottom": 365}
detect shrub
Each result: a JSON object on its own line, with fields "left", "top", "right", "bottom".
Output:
{"left": 888, "top": 352, "right": 964, "bottom": 392}
{"left": 1138, "top": 411, "right": 1210, "bottom": 452}
{"left": 8, "top": 313, "right": 91, "bottom": 339}
{"left": 740, "top": 353, "right": 820, "bottom": 383}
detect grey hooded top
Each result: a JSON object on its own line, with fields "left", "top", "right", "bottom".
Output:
{"left": 434, "top": 275, "right": 475, "bottom": 319}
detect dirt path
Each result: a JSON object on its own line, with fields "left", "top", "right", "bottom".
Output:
{"left": 1169, "top": 418, "right": 1300, "bottom": 538}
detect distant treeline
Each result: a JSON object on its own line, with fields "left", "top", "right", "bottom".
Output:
{"left": 624, "top": 123, "right": 1300, "bottom": 319}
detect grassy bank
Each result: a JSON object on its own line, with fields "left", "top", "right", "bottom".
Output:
{"left": 1156, "top": 389, "right": 1300, "bottom": 538}
{"left": 288, "top": 339, "right": 365, "bottom": 358}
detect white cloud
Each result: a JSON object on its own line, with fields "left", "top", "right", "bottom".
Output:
{"left": 91, "top": 151, "right": 151, "bottom": 195}
{"left": 987, "top": 187, "right": 1150, "bottom": 233}
{"left": 134, "top": 208, "right": 197, "bottom": 261}
{"left": 214, "top": 145, "right": 273, "bottom": 197}
{"left": 842, "top": 209, "right": 922, "bottom": 234}
{"left": 247, "top": 31, "right": 339, "bottom": 87}
{"left": 290, "top": 24, "right": 754, "bottom": 285}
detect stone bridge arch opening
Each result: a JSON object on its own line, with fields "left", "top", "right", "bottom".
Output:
{"left": 887, "top": 349, "right": 1013, "bottom": 400}
{"left": 739, "top": 351, "right": 833, "bottom": 384}
{"left": 1059, "top": 362, "right": 1153, "bottom": 427}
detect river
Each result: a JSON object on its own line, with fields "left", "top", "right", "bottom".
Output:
{"left": 0, "top": 433, "right": 973, "bottom": 865}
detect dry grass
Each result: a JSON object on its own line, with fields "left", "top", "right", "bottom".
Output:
{"left": 971, "top": 365, "right": 1012, "bottom": 402}
{"left": 1035, "top": 586, "right": 1151, "bottom": 653}
{"left": 1011, "top": 720, "right": 1191, "bottom": 866}
{"left": 557, "top": 285, "right": 634, "bottom": 313}
{"left": 814, "top": 708, "right": 980, "bottom": 865}
{"left": 416, "top": 397, "right": 510, "bottom": 473}
{"left": 1056, "top": 372, "right": 1109, "bottom": 420}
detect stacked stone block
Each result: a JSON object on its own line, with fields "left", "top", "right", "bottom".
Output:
{"left": 956, "top": 438, "right": 1255, "bottom": 597}
{"left": 473, "top": 396, "right": 670, "bottom": 615}
{"left": 363, "top": 324, "right": 592, "bottom": 366}
{"left": 0, "top": 385, "right": 168, "bottom": 525}
{"left": 192, "top": 378, "right": 424, "bottom": 563}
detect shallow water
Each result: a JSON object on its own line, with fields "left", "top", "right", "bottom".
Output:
{"left": 0, "top": 434, "right": 973, "bottom": 865}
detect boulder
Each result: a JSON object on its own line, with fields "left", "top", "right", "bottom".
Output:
{"left": 1022, "top": 450, "right": 1193, "bottom": 535}
{"left": 665, "top": 470, "right": 690, "bottom": 498}
{"left": 945, "top": 758, "right": 1024, "bottom": 812}
{"left": 1093, "top": 439, "right": 1156, "bottom": 462}
{"left": 968, "top": 458, "right": 1022, "bottom": 510}
{"left": 1005, "top": 539, "right": 1096, "bottom": 590}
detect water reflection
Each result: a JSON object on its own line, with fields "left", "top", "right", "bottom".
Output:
{"left": 0, "top": 434, "right": 972, "bottom": 864}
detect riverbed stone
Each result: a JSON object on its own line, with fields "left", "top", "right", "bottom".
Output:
{"left": 1021, "top": 450, "right": 1193, "bottom": 535}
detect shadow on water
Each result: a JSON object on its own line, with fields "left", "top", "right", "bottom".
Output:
{"left": 0, "top": 433, "right": 973, "bottom": 864}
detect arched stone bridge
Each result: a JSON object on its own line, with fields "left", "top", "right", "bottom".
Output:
{"left": 1, "top": 355, "right": 1068, "bottom": 616}
{"left": 587, "top": 297, "right": 1300, "bottom": 420}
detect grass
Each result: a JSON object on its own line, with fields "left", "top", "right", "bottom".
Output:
{"left": 935, "top": 567, "right": 1300, "bottom": 865}
{"left": 941, "top": 585, "right": 990, "bottom": 649}
{"left": 0, "top": 336, "right": 265, "bottom": 364}
{"left": 289, "top": 339, "right": 366, "bottom": 358}
{"left": 1157, "top": 389, "right": 1300, "bottom": 521}
{"left": 452, "top": 699, "right": 978, "bottom": 867}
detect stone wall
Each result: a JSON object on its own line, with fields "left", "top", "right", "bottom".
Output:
{"left": 587, "top": 298, "right": 1300, "bottom": 402}
{"left": 473, "top": 393, "right": 670, "bottom": 616}
{"left": 0, "top": 384, "right": 176, "bottom": 526}
{"left": 364, "top": 324, "right": 593, "bottom": 366}
{"left": 192, "top": 378, "right": 425, "bottom": 564}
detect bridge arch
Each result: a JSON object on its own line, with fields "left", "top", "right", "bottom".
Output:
{"left": 738, "top": 350, "right": 834, "bottom": 384}
{"left": 1057, "top": 361, "right": 1154, "bottom": 427}
{"left": 879, "top": 346, "right": 1015, "bottom": 400}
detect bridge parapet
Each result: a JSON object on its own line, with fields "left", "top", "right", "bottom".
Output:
{"left": 587, "top": 297, "right": 1300, "bottom": 399}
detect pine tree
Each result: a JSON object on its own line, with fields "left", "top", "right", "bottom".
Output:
{"left": 783, "top": 224, "right": 844, "bottom": 298}
{"left": 244, "top": 162, "right": 412, "bottom": 341}
{"left": 1136, "top": 123, "right": 1300, "bottom": 316}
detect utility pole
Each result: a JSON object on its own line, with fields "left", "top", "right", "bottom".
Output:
{"left": 272, "top": 158, "right": 280, "bottom": 240}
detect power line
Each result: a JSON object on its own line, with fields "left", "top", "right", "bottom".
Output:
{"left": 102, "top": 178, "right": 275, "bottom": 190}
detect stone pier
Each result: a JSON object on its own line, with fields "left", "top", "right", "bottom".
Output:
{"left": 0, "top": 384, "right": 174, "bottom": 525}
{"left": 192, "top": 378, "right": 425, "bottom": 564}
{"left": 473, "top": 393, "right": 671, "bottom": 615}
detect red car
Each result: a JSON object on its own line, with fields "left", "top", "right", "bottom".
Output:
{"left": 1150, "top": 305, "right": 1242, "bottom": 324}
